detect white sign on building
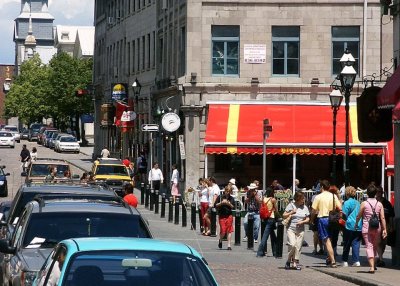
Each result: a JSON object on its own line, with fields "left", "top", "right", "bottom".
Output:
{"left": 244, "top": 44, "right": 266, "bottom": 64}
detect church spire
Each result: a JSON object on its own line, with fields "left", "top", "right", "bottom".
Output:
{"left": 24, "top": 0, "right": 36, "bottom": 46}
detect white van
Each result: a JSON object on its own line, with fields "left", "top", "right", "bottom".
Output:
{"left": 4, "top": 125, "right": 20, "bottom": 143}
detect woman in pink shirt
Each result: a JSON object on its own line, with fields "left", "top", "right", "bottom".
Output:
{"left": 355, "top": 184, "right": 387, "bottom": 274}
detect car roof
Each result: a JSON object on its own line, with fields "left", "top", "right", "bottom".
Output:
{"left": 96, "top": 158, "right": 124, "bottom": 165}
{"left": 30, "top": 199, "right": 138, "bottom": 215}
{"left": 20, "top": 183, "right": 114, "bottom": 194}
{"left": 30, "top": 158, "right": 68, "bottom": 165}
{"left": 61, "top": 237, "right": 196, "bottom": 255}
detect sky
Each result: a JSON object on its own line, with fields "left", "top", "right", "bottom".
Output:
{"left": 0, "top": 0, "right": 95, "bottom": 64}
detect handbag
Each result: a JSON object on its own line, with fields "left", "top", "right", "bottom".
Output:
{"left": 282, "top": 203, "right": 293, "bottom": 227}
{"left": 328, "top": 193, "right": 342, "bottom": 230}
{"left": 260, "top": 198, "right": 272, "bottom": 219}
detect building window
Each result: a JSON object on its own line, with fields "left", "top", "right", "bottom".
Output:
{"left": 211, "top": 25, "right": 239, "bottom": 76}
{"left": 332, "top": 26, "right": 360, "bottom": 75}
{"left": 272, "top": 26, "right": 300, "bottom": 76}
{"left": 215, "top": 154, "right": 244, "bottom": 172}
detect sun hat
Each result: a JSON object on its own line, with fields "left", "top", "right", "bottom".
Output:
{"left": 229, "top": 178, "right": 236, "bottom": 185}
{"left": 247, "top": 183, "right": 257, "bottom": 190}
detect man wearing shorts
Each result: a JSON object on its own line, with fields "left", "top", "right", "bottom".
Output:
{"left": 215, "top": 186, "right": 235, "bottom": 250}
{"left": 310, "top": 179, "right": 342, "bottom": 267}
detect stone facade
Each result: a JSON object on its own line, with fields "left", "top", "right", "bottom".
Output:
{"left": 93, "top": 0, "right": 393, "bottom": 191}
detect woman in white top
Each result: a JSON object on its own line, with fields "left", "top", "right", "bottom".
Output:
{"left": 198, "top": 178, "right": 209, "bottom": 234}
{"left": 30, "top": 147, "right": 38, "bottom": 163}
{"left": 203, "top": 177, "right": 220, "bottom": 236}
{"left": 170, "top": 164, "right": 180, "bottom": 203}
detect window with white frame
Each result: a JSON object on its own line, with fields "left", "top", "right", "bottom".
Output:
{"left": 332, "top": 26, "right": 360, "bottom": 75}
{"left": 272, "top": 26, "right": 300, "bottom": 76}
{"left": 211, "top": 25, "right": 239, "bottom": 76}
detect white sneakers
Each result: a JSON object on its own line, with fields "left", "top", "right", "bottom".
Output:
{"left": 342, "top": 261, "right": 360, "bottom": 267}
{"left": 254, "top": 240, "right": 258, "bottom": 243}
{"left": 242, "top": 237, "right": 248, "bottom": 242}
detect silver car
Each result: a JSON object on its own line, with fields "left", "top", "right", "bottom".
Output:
{"left": 3, "top": 125, "right": 20, "bottom": 143}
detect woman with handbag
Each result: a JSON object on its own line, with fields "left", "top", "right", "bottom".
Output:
{"left": 283, "top": 191, "right": 310, "bottom": 270}
{"left": 355, "top": 184, "right": 387, "bottom": 274}
{"left": 341, "top": 186, "right": 362, "bottom": 267}
{"left": 256, "top": 187, "right": 277, "bottom": 257}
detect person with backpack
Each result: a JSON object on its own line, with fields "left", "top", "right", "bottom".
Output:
{"left": 355, "top": 184, "right": 387, "bottom": 274}
{"left": 282, "top": 191, "right": 310, "bottom": 270}
{"left": 256, "top": 187, "right": 278, "bottom": 258}
{"left": 136, "top": 152, "right": 147, "bottom": 183}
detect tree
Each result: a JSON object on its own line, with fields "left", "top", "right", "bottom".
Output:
{"left": 4, "top": 54, "right": 52, "bottom": 124}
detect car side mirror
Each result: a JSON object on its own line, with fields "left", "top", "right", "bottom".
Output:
{"left": 0, "top": 239, "right": 16, "bottom": 255}
{"left": 1, "top": 166, "right": 5, "bottom": 169}
{"left": 5, "top": 173, "right": 10, "bottom": 176}
{"left": 72, "top": 174, "right": 80, "bottom": 179}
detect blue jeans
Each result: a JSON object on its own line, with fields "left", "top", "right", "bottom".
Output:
{"left": 243, "top": 212, "right": 260, "bottom": 240}
{"left": 342, "top": 228, "right": 361, "bottom": 263}
{"left": 257, "top": 218, "right": 276, "bottom": 257}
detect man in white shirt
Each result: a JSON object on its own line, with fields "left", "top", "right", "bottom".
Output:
{"left": 148, "top": 162, "right": 164, "bottom": 192}
{"left": 100, "top": 146, "right": 110, "bottom": 158}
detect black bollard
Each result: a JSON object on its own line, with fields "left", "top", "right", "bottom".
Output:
{"left": 145, "top": 184, "right": 150, "bottom": 208}
{"left": 198, "top": 206, "right": 203, "bottom": 232}
{"left": 275, "top": 217, "right": 284, "bottom": 258}
{"left": 140, "top": 182, "right": 145, "bottom": 205}
{"left": 154, "top": 190, "right": 159, "bottom": 214}
{"left": 260, "top": 219, "right": 268, "bottom": 253}
{"left": 182, "top": 201, "right": 187, "bottom": 227}
{"left": 149, "top": 188, "right": 155, "bottom": 211}
{"left": 210, "top": 207, "right": 217, "bottom": 237}
{"left": 160, "top": 193, "right": 166, "bottom": 218}
{"left": 174, "top": 198, "right": 180, "bottom": 225}
{"left": 191, "top": 202, "right": 197, "bottom": 230}
{"left": 234, "top": 210, "right": 241, "bottom": 246}
{"left": 168, "top": 196, "right": 174, "bottom": 222}
{"left": 247, "top": 213, "right": 254, "bottom": 249}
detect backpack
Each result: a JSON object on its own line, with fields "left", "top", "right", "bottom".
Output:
{"left": 367, "top": 201, "right": 380, "bottom": 229}
{"left": 140, "top": 156, "right": 147, "bottom": 168}
{"left": 260, "top": 198, "right": 273, "bottom": 219}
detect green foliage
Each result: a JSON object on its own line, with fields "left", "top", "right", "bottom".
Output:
{"left": 4, "top": 52, "right": 93, "bottom": 126}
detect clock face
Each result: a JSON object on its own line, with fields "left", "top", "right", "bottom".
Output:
{"left": 161, "top": 112, "right": 181, "bottom": 132}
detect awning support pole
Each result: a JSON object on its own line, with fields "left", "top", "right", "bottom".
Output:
{"left": 381, "top": 152, "right": 385, "bottom": 189}
{"left": 204, "top": 153, "right": 208, "bottom": 179}
{"left": 292, "top": 154, "right": 296, "bottom": 197}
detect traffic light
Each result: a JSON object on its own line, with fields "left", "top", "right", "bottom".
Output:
{"left": 75, "top": 89, "right": 89, "bottom": 97}
{"left": 357, "top": 86, "right": 393, "bottom": 142}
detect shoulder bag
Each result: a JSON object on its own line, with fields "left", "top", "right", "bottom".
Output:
{"left": 328, "top": 193, "right": 342, "bottom": 230}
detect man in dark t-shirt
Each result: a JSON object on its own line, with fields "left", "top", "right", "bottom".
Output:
{"left": 215, "top": 186, "right": 235, "bottom": 250}
{"left": 20, "top": 144, "right": 31, "bottom": 173}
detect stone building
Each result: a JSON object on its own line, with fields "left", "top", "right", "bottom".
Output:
{"left": 93, "top": 0, "right": 393, "bottom": 191}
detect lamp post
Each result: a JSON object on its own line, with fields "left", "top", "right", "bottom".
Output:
{"left": 339, "top": 50, "right": 357, "bottom": 186}
{"left": 131, "top": 78, "right": 142, "bottom": 157}
{"left": 329, "top": 88, "right": 343, "bottom": 186}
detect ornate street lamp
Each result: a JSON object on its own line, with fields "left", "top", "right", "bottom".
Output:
{"left": 329, "top": 87, "right": 343, "bottom": 186}
{"left": 339, "top": 50, "right": 357, "bottom": 186}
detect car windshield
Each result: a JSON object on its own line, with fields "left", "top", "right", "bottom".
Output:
{"left": 63, "top": 250, "right": 217, "bottom": 286}
{"left": 30, "top": 164, "right": 69, "bottom": 177}
{"left": 23, "top": 213, "right": 150, "bottom": 247}
{"left": 0, "top": 132, "right": 12, "bottom": 137}
{"left": 5, "top": 127, "right": 18, "bottom": 132}
{"left": 96, "top": 165, "right": 128, "bottom": 176}
{"left": 60, "top": 137, "right": 77, "bottom": 142}
{"left": 52, "top": 133, "right": 59, "bottom": 139}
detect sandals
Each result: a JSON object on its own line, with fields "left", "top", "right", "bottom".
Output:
{"left": 227, "top": 246, "right": 232, "bottom": 251}
{"left": 329, "top": 262, "right": 337, "bottom": 268}
{"left": 203, "top": 231, "right": 211, "bottom": 236}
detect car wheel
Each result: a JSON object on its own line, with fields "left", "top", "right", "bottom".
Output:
{"left": 17, "top": 140, "right": 20, "bottom": 143}
{"left": 10, "top": 145, "right": 14, "bottom": 149}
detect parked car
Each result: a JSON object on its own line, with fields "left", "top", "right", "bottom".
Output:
{"left": 0, "top": 131, "right": 15, "bottom": 148}
{"left": 33, "top": 237, "right": 217, "bottom": 286}
{"left": 52, "top": 133, "right": 71, "bottom": 151}
{"left": 28, "top": 123, "right": 44, "bottom": 142}
{"left": 48, "top": 132, "right": 59, "bottom": 149}
{"left": 25, "top": 158, "right": 72, "bottom": 183}
{"left": 20, "top": 128, "right": 29, "bottom": 140}
{"left": 55, "top": 136, "right": 80, "bottom": 153}
{"left": 43, "top": 130, "right": 57, "bottom": 148}
{"left": 91, "top": 158, "right": 133, "bottom": 196}
{"left": 3, "top": 125, "right": 20, "bottom": 143}
{"left": 38, "top": 127, "right": 57, "bottom": 145}
{"left": 0, "top": 198, "right": 152, "bottom": 286}
{"left": 0, "top": 165, "right": 10, "bottom": 197}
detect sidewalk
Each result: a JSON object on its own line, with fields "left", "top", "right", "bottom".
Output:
{"left": 68, "top": 149, "right": 400, "bottom": 285}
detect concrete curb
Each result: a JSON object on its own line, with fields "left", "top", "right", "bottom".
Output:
{"left": 311, "top": 267, "right": 393, "bottom": 286}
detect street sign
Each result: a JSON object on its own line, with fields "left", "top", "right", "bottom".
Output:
{"left": 141, "top": 124, "right": 159, "bottom": 132}
{"left": 178, "top": 135, "right": 186, "bottom": 160}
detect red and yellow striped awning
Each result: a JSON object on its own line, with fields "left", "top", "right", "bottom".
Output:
{"left": 204, "top": 103, "right": 386, "bottom": 155}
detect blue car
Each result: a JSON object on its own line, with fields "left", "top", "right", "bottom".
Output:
{"left": 0, "top": 165, "right": 10, "bottom": 197}
{"left": 34, "top": 237, "right": 218, "bottom": 286}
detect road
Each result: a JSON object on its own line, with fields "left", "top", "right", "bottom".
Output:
{"left": 1, "top": 141, "right": 394, "bottom": 285}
